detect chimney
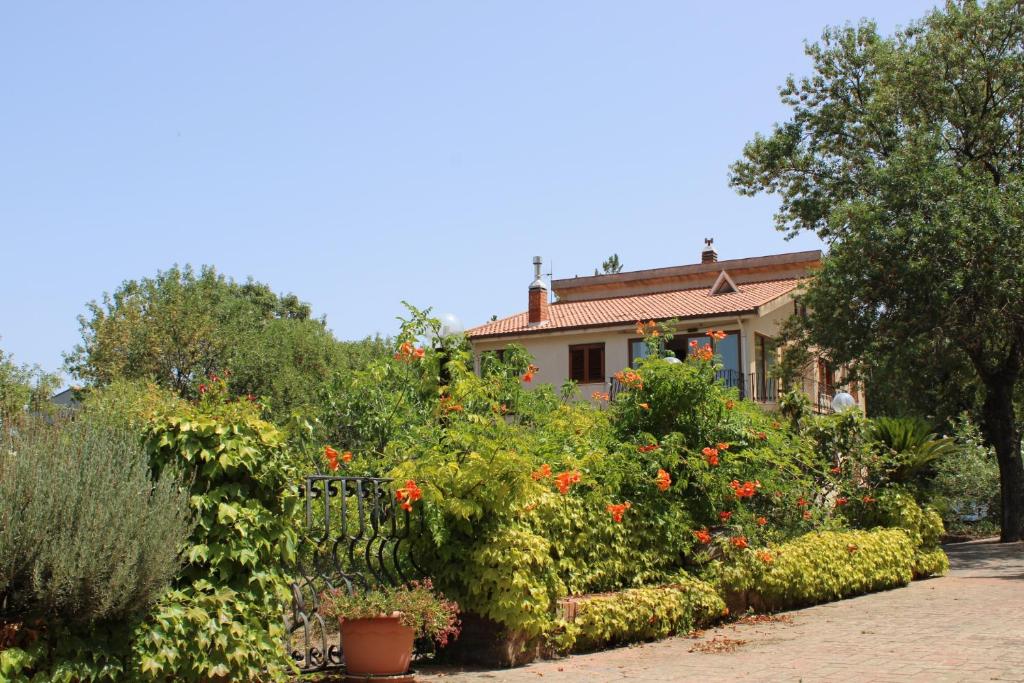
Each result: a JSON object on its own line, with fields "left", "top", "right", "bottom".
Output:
{"left": 528, "top": 256, "right": 549, "bottom": 323}
{"left": 701, "top": 238, "right": 718, "bottom": 264}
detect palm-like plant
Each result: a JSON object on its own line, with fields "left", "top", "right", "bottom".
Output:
{"left": 871, "top": 417, "right": 959, "bottom": 484}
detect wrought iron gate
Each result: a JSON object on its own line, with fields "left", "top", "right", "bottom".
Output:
{"left": 286, "top": 475, "right": 425, "bottom": 673}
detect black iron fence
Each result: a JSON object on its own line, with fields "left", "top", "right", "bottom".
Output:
{"left": 287, "top": 475, "right": 425, "bottom": 674}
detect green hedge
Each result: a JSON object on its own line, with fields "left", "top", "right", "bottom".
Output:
{"left": 718, "top": 529, "right": 916, "bottom": 612}
{"left": 557, "top": 575, "right": 724, "bottom": 653}
{"left": 847, "top": 491, "right": 949, "bottom": 579}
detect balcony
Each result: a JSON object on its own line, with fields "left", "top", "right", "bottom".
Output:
{"left": 608, "top": 369, "right": 836, "bottom": 412}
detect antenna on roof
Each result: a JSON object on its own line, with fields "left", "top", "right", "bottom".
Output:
{"left": 545, "top": 259, "right": 553, "bottom": 303}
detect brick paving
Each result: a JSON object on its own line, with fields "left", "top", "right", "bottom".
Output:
{"left": 420, "top": 539, "right": 1024, "bottom": 682}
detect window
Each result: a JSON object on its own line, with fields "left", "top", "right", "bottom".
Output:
{"left": 628, "top": 338, "right": 652, "bottom": 367}
{"left": 569, "top": 343, "right": 605, "bottom": 384}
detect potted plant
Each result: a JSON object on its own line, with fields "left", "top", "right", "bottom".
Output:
{"left": 320, "top": 579, "right": 460, "bottom": 679}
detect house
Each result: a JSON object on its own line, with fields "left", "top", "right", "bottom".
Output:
{"left": 465, "top": 241, "right": 861, "bottom": 412}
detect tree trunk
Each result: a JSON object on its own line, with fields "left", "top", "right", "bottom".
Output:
{"left": 979, "top": 373, "right": 1024, "bottom": 542}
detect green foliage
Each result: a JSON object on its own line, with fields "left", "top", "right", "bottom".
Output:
{"left": 729, "top": 0, "right": 1024, "bottom": 539}
{"left": 63, "top": 264, "right": 386, "bottom": 420}
{"left": 777, "top": 387, "right": 811, "bottom": 432}
{"left": 845, "top": 490, "right": 948, "bottom": 579}
{"left": 377, "top": 310, "right": 824, "bottom": 642}
{"left": 131, "top": 379, "right": 302, "bottom": 681}
{"left": 804, "top": 411, "right": 873, "bottom": 471}
{"left": 0, "top": 346, "right": 62, "bottom": 433}
{"left": 871, "top": 417, "right": 958, "bottom": 488}
{"left": 612, "top": 355, "right": 727, "bottom": 444}
{"left": 556, "top": 575, "right": 724, "bottom": 653}
{"left": 717, "top": 529, "right": 916, "bottom": 612}
{"left": 912, "top": 548, "right": 951, "bottom": 579}
{"left": 597, "top": 254, "right": 623, "bottom": 275}
{"left": 929, "top": 414, "right": 1001, "bottom": 532}
{"left": 0, "top": 414, "right": 193, "bottom": 628}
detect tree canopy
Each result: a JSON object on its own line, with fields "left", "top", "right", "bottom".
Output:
{"left": 65, "top": 265, "right": 389, "bottom": 416}
{"left": 730, "top": 0, "right": 1024, "bottom": 540}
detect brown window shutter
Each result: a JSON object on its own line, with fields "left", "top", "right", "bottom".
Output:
{"left": 570, "top": 348, "right": 586, "bottom": 382}
{"left": 587, "top": 346, "right": 604, "bottom": 383}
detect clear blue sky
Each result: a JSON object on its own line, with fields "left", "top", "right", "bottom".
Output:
{"left": 1, "top": 1, "right": 937, "bottom": 380}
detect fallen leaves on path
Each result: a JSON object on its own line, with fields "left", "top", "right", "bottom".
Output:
{"left": 735, "top": 613, "right": 793, "bottom": 626}
{"left": 688, "top": 635, "right": 748, "bottom": 654}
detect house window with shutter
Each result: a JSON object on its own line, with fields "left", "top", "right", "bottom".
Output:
{"left": 569, "top": 343, "right": 605, "bottom": 384}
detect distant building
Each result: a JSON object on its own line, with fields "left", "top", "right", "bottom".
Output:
{"left": 50, "top": 387, "right": 80, "bottom": 409}
{"left": 466, "top": 241, "right": 861, "bottom": 412}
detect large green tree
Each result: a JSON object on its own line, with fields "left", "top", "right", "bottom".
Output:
{"left": 730, "top": 0, "right": 1024, "bottom": 540}
{"left": 65, "top": 265, "right": 385, "bottom": 416}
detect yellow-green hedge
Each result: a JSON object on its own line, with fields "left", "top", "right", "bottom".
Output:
{"left": 719, "top": 529, "right": 916, "bottom": 612}
{"left": 556, "top": 575, "right": 724, "bottom": 652}
{"left": 851, "top": 491, "right": 949, "bottom": 579}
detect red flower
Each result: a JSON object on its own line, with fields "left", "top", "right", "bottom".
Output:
{"left": 638, "top": 443, "right": 660, "bottom": 453}
{"left": 324, "top": 445, "right": 341, "bottom": 471}
{"left": 862, "top": 495, "right": 877, "bottom": 504}
{"left": 210, "top": 373, "right": 220, "bottom": 382}
{"left": 689, "top": 340, "right": 699, "bottom": 349}
{"left": 606, "top": 502, "right": 631, "bottom": 523}
{"left": 693, "top": 344, "right": 714, "bottom": 361}
{"left": 717, "top": 442, "right": 731, "bottom": 451}
{"left": 730, "top": 480, "right": 759, "bottom": 499}
{"left": 802, "top": 510, "right": 812, "bottom": 521}
{"left": 395, "top": 341, "right": 418, "bottom": 362}
{"left": 830, "top": 465, "right": 842, "bottom": 474}
{"left": 701, "top": 447, "right": 719, "bottom": 466}
{"left": 522, "top": 364, "right": 539, "bottom": 383}
{"left": 341, "top": 451, "right": 353, "bottom": 464}
{"left": 796, "top": 497, "right": 809, "bottom": 508}
{"left": 395, "top": 480, "right": 423, "bottom": 512}
{"left": 719, "top": 510, "right": 732, "bottom": 522}
{"left": 693, "top": 528, "right": 712, "bottom": 544}
{"left": 199, "top": 383, "right": 207, "bottom": 394}
{"left": 756, "top": 516, "right": 767, "bottom": 526}
{"left": 757, "top": 550, "right": 773, "bottom": 564}
{"left": 613, "top": 370, "right": 644, "bottom": 390}
{"left": 554, "top": 470, "right": 581, "bottom": 494}
{"left": 532, "top": 464, "right": 552, "bottom": 481}
{"left": 413, "top": 347, "right": 425, "bottom": 360}
{"left": 655, "top": 469, "right": 672, "bottom": 492}
{"left": 834, "top": 497, "right": 849, "bottom": 507}
{"left": 730, "top": 536, "right": 748, "bottom": 549}
{"left": 246, "top": 393, "right": 257, "bottom": 402}
{"left": 591, "top": 391, "right": 610, "bottom": 401}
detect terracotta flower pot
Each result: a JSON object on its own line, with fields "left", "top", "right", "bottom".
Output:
{"left": 340, "top": 614, "right": 415, "bottom": 676}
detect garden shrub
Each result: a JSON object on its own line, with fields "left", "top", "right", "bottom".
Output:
{"left": 131, "top": 377, "right": 303, "bottom": 681}
{"left": 929, "top": 414, "right": 1000, "bottom": 534}
{"left": 716, "top": 529, "right": 916, "bottom": 612}
{"left": 556, "top": 575, "right": 724, "bottom": 653}
{"left": 1, "top": 378, "right": 305, "bottom": 682}
{"left": 846, "top": 490, "right": 948, "bottom": 578}
{"left": 0, "top": 414, "right": 193, "bottom": 627}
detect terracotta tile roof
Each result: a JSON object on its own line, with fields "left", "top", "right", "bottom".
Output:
{"left": 466, "top": 278, "right": 803, "bottom": 339}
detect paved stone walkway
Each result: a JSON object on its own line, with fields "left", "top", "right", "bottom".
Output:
{"left": 420, "top": 539, "right": 1024, "bottom": 682}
